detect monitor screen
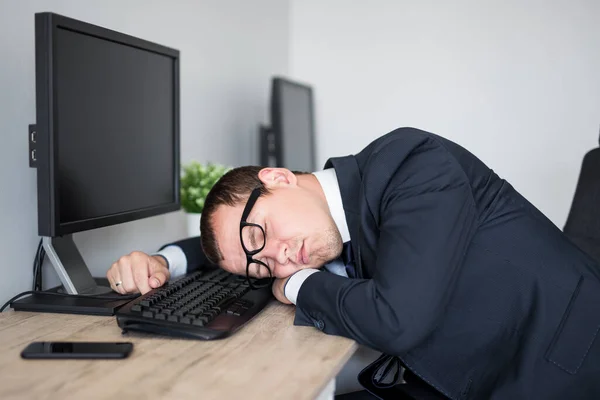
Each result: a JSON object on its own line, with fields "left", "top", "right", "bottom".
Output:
{"left": 35, "top": 14, "right": 180, "bottom": 236}
{"left": 271, "top": 78, "right": 315, "bottom": 172}
{"left": 55, "top": 28, "right": 174, "bottom": 223}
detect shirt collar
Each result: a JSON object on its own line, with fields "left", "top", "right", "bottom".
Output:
{"left": 312, "top": 168, "right": 351, "bottom": 243}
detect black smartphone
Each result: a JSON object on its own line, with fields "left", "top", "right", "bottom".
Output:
{"left": 21, "top": 341, "right": 133, "bottom": 359}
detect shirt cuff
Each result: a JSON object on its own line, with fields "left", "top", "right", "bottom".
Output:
{"left": 153, "top": 245, "right": 188, "bottom": 279}
{"left": 284, "top": 269, "right": 320, "bottom": 305}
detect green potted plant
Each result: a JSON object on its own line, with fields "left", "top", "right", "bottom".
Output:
{"left": 180, "top": 161, "right": 230, "bottom": 237}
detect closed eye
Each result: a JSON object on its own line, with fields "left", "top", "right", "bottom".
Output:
{"left": 249, "top": 227, "right": 257, "bottom": 249}
{"left": 262, "top": 258, "right": 271, "bottom": 271}
{"left": 254, "top": 261, "right": 270, "bottom": 278}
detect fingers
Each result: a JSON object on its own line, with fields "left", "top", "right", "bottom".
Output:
{"left": 148, "top": 256, "right": 170, "bottom": 289}
{"left": 107, "top": 251, "right": 172, "bottom": 295}
{"left": 131, "top": 255, "right": 152, "bottom": 294}
{"left": 107, "top": 266, "right": 121, "bottom": 293}
{"left": 149, "top": 271, "right": 168, "bottom": 289}
{"left": 271, "top": 277, "right": 292, "bottom": 305}
{"left": 108, "top": 259, "right": 128, "bottom": 294}
{"left": 118, "top": 260, "right": 137, "bottom": 294}
{"left": 108, "top": 251, "right": 155, "bottom": 295}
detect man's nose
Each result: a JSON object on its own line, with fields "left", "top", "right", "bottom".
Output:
{"left": 272, "top": 243, "right": 302, "bottom": 278}
{"left": 261, "top": 240, "right": 289, "bottom": 272}
{"left": 274, "top": 241, "right": 289, "bottom": 266}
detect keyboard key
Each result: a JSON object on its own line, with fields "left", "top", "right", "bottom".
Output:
{"left": 154, "top": 313, "right": 166, "bottom": 320}
{"left": 130, "top": 304, "right": 142, "bottom": 312}
{"left": 226, "top": 303, "right": 246, "bottom": 317}
{"left": 180, "top": 317, "right": 192, "bottom": 324}
{"left": 238, "top": 300, "right": 252, "bottom": 310}
{"left": 168, "top": 315, "right": 179, "bottom": 323}
{"left": 205, "top": 314, "right": 217, "bottom": 324}
{"left": 142, "top": 311, "right": 154, "bottom": 318}
{"left": 202, "top": 269, "right": 223, "bottom": 280}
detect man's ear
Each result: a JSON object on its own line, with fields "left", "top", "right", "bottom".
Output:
{"left": 258, "top": 168, "right": 297, "bottom": 189}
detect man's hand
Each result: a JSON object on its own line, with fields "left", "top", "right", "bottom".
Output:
{"left": 107, "top": 251, "right": 170, "bottom": 295}
{"left": 272, "top": 276, "right": 293, "bottom": 305}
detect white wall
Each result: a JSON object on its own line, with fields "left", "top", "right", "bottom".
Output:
{"left": 0, "top": 0, "right": 289, "bottom": 306}
{"left": 290, "top": 0, "right": 600, "bottom": 227}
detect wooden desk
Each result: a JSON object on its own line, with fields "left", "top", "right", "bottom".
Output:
{"left": 0, "top": 301, "right": 357, "bottom": 400}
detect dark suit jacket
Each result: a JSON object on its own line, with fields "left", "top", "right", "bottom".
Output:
{"left": 170, "top": 128, "right": 600, "bottom": 399}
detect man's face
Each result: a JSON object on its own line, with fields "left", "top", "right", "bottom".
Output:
{"left": 213, "top": 168, "right": 343, "bottom": 279}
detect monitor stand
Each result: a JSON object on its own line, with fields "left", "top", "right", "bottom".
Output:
{"left": 11, "top": 235, "right": 134, "bottom": 316}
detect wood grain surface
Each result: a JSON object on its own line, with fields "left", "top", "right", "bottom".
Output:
{"left": 0, "top": 301, "right": 357, "bottom": 400}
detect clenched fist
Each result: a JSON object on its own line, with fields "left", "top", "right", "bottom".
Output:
{"left": 107, "top": 251, "right": 170, "bottom": 295}
{"left": 272, "top": 276, "right": 293, "bottom": 305}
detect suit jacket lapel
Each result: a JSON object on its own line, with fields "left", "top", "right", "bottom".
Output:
{"left": 324, "top": 155, "right": 364, "bottom": 279}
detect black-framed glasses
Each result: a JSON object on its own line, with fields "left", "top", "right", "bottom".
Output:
{"left": 240, "top": 187, "right": 273, "bottom": 289}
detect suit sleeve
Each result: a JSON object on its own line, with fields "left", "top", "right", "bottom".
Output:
{"left": 294, "top": 143, "right": 478, "bottom": 355}
{"left": 159, "top": 236, "right": 214, "bottom": 273}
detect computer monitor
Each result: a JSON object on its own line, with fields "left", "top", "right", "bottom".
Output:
{"left": 20, "top": 13, "right": 179, "bottom": 313}
{"left": 264, "top": 77, "right": 316, "bottom": 171}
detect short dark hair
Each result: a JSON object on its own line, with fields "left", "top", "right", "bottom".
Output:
{"left": 200, "top": 166, "right": 307, "bottom": 264}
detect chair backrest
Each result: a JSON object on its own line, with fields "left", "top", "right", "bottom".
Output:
{"left": 563, "top": 141, "right": 600, "bottom": 263}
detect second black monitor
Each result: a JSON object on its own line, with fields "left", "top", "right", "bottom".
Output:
{"left": 270, "top": 77, "right": 316, "bottom": 172}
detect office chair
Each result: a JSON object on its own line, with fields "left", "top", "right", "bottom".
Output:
{"left": 563, "top": 136, "right": 600, "bottom": 264}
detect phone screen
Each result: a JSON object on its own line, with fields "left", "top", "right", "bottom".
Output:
{"left": 21, "top": 342, "right": 133, "bottom": 359}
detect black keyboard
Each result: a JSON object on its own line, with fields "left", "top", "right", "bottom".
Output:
{"left": 116, "top": 268, "right": 272, "bottom": 340}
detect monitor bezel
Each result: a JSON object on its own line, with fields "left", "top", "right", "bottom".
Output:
{"left": 35, "top": 12, "right": 180, "bottom": 237}
{"left": 270, "top": 77, "right": 316, "bottom": 172}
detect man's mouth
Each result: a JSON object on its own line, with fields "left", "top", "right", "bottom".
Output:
{"left": 297, "top": 242, "right": 309, "bottom": 265}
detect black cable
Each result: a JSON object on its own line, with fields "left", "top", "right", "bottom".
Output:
{"left": 36, "top": 245, "right": 45, "bottom": 291}
{"left": 32, "top": 239, "right": 43, "bottom": 291}
{"left": 1, "top": 291, "right": 140, "bottom": 313}
{"left": 31, "top": 239, "right": 46, "bottom": 292}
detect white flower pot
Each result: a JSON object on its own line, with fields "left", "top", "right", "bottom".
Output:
{"left": 186, "top": 212, "right": 202, "bottom": 238}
